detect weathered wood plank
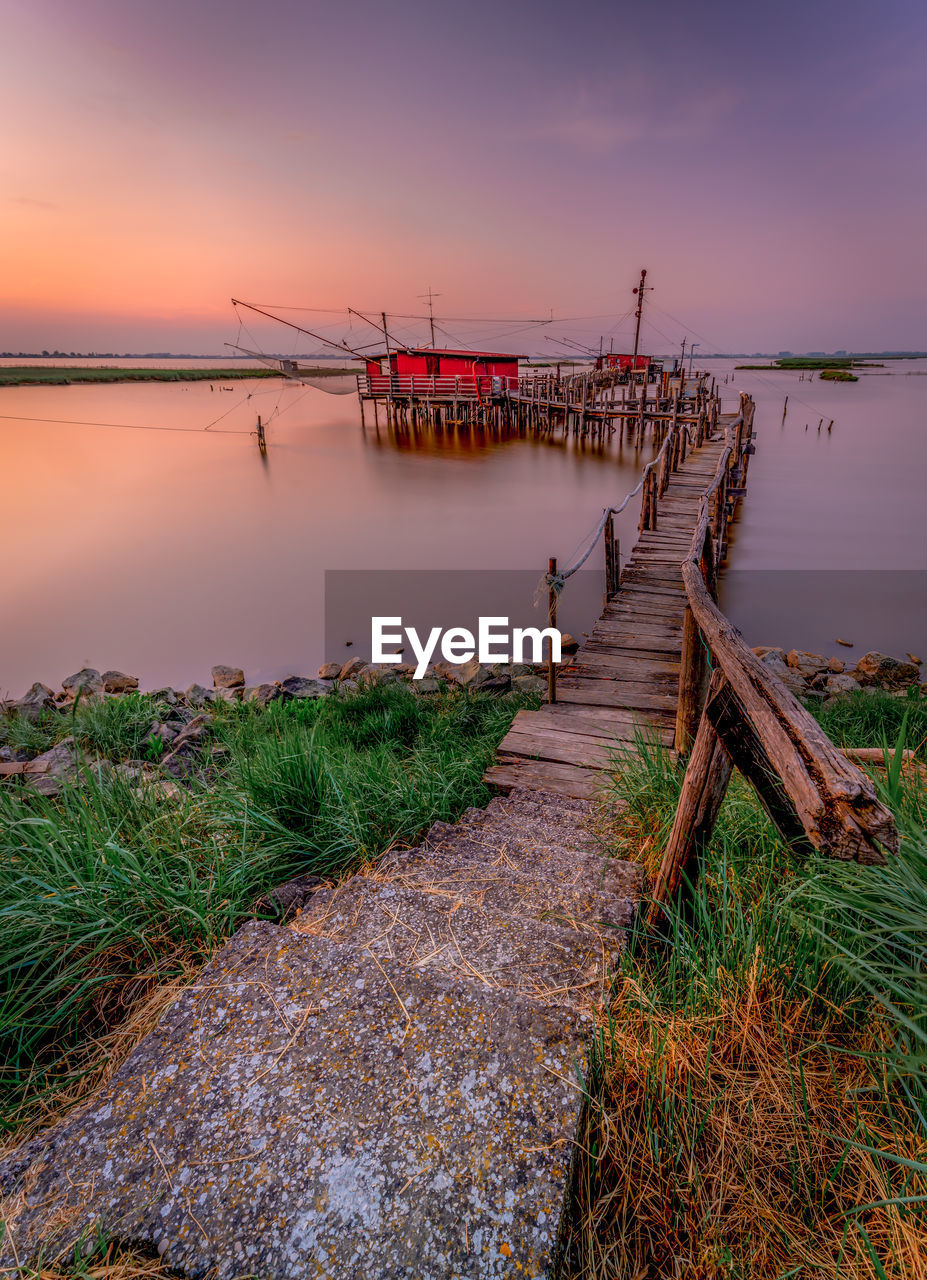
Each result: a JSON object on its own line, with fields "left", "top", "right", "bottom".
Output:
{"left": 484, "top": 759, "right": 603, "bottom": 799}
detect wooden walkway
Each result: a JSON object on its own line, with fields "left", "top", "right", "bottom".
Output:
{"left": 485, "top": 427, "right": 733, "bottom": 798}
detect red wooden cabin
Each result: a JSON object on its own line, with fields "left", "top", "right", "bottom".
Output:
{"left": 594, "top": 353, "right": 651, "bottom": 372}
{"left": 361, "top": 348, "right": 523, "bottom": 399}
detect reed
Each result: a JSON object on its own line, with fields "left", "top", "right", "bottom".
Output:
{"left": 568, "top": 730, "right": 926, "bottom": 1278}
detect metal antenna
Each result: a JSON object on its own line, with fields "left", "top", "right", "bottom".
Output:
{"left": 418, "top": 286, "right": 442, "bottom": 347}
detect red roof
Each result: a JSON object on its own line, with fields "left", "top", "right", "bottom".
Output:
{"left": 363, "top": 348, "right": 526, "bottom": 361}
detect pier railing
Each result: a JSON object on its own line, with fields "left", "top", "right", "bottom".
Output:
{"left": 534, "top": 387, "right": 899, "bottom": 913}
{"left": 356, "top": 373, "right": 519, "bottom": 398}
{"left": 541, "top": 393, "right": 714, "bottom": 701}
{"left": 648, "top": 396, "right": 898, "bottom": 924}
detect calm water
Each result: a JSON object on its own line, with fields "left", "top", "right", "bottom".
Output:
{"left": 715, "top": 358, "right": 927, "bottom": 660}
{"left": 2, "top": 358, "right": 924, "bottom": 695}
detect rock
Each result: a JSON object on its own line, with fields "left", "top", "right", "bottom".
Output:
{"left": 101, "top": 670, "right": 139, "bottom": 694}
{"left": 61, "top": 668, "right": 103, "bottom": 697}
{"left": 478, "top": 675, "right": 512, "bottom": 694}
{"left": 161, "top": 714, "right": 214, "bottom": 775}
{"left": 172, "top": 714, "right": 213, "bottom": 750}
{"left": 559, "top": 633, "right": 580, "bottom": 654}
{"left": 244, "top": 684, "right": 282, "bottom": 706}
{"left": 759, "top": 652, "right": 807, "bottom": 697}
{"left": 752, "top": 646, "right": 786, "bottom": 662}
{"left": 824, "top": 673, "right": 860, "bottom": 696}
{"left": 9, "top": 682, "right": 57, "bottom": 722}
{"left": 411, "top": 676, "right": 441, "bottom": 694}
{"left": 253, "top": 874, "right": 326, "bottom": 922}
{"left": 513, "top": 674, "right": 547, "bottom": 695}
{"left": 358, "top": 666, "right": 400, "bottom": 687}
{"left": 0, "top": 921, "right": 585, "bottom": 1280}
{"left": 493, "top": 662, "right": 534, "bottom": 678}
{"left": 23, "top": 737, "right": 80, "bottom": 797}
{"left": 150, "top": 722, "right": 179, "bottom": 747}
{"left": 786, "top": 649, "right": 826, "bottom": 678}
{"left": 148, "top": 687, "right": 179, "bottom": 706}
{"left": 160, "top": 751, "right": 196, "bottom": 780}
{"left": 826, "top": 658, "right": 845, "bottom": 674}
{"left": 317, "top": 663, "right": 342, "bottom": 680}
{"left": 339, "top": 657, "right": 368, "bottom": 680}
{"left": 211, "top": 665, "right": 245, "bottom": 690}
{"left": 185, "top": 683, "right": 214, "bottom": 707}
{"left": 854, "top": 652, "right": 920, "bottom": 690}
{"left": 213, "top": 687, "right": 241, "bottom": 705}
{"left": 437, "top": 657, "right": 494, "bottom": 688}
{"left": 113, "top": 763, "right": 146, "bottom": 784}
{"left": 279, "top": 676, "right": 329, "bottom": 700}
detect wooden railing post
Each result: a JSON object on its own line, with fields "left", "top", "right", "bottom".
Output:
{"left": 674, "top": 604, "right": 708, "bottom": 753}
{"left": 648, "top": 670, "right": 733, "bottom": 928}
{"left": 547, "top": 557, "right": 558, "bottom": 704}
{"left": 604, "top": 512, "right": 616, "bottom": 596}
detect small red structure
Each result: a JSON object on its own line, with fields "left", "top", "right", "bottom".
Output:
{"left": 361, "top": 348, "right": 523, "bottom": 398}
{"left": 594, "top": 353, "right": 651, "bottom": 372}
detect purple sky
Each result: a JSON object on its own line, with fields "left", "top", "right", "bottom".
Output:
{"left": 2, "top": 0, "right": 925, "bottom": 353}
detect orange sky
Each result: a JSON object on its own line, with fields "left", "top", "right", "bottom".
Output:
{"left": 3, "top": 0, "right": 926, "bottom": 353}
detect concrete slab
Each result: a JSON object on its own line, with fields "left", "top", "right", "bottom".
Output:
{"left": 0, "top": 921, "right": 587, "bottom": 1280}
{"left": 292, "top": 881, "right": 614, "bottom": 1006}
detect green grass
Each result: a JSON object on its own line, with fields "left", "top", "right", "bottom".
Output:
{"left": 0, "top": 682, "right": 538, "bottom": 1135}
{"left": 568, "top": 719, "right": 927, "bottom": 1278}
{"left": 0, "top": 366, "right": 355, "bottom": 386}
{"left": 811, "top": 685, "right": 927, "bottom": 759}
{"left": 0, "top": 693, "right": 174, "bottom": 760}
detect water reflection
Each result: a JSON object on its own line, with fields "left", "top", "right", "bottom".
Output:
{"left": 4, "top": 357, "right": 924, "bottom": 693}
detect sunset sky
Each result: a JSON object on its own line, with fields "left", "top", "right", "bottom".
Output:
{"left": 2, "top": 0, "right": 925, "bottom": 355}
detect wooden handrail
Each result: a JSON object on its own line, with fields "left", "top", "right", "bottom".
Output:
{"left": 652, "top": 399, "right": 897, "bottom": 926}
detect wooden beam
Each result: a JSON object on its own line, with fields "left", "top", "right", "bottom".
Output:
{"left": 647, "top": 671, "right": 733, "bottom": 928}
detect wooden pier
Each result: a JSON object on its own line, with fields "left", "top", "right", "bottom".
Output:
{"left": 485, "top": 401, "right": 749, "bottom": 798}
{"left": 359, "top": 362, "right": 710, "bottom": 445}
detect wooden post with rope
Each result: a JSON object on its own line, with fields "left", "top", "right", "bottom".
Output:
{"left": 547, "top": 557, "right": 558, "bottom": 705}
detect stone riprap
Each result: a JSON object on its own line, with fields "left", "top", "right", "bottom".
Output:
{"left": 0, "top": 788, "right": 636, "bottom": 1278}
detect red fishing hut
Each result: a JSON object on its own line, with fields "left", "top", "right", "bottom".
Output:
{"left": 360, "top": 348, "right": 523, "bottom": 399}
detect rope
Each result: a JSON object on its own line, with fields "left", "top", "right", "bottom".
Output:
{"left": 539, "top": 407, "right": 738, "bottom": 599}
{"left": 544, "top": 428, "right": 673, "bottom": 589}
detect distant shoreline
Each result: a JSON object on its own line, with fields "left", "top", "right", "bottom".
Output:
{"left": 0, "top": 366, "right": 353, "bottom": 387}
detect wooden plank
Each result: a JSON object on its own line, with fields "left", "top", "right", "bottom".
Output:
{"left": 498, "top": 726, "right": 622, "bottom": 769}
{"left": 573, "top": 651, "right": 681, "bottom": 680}
{"left": 591, "top": 619, "right": 683, "bottom": 640}
{"left": 529, "top": 702, "right": 673, "bottom": 735}
{"left": 506, "top": 708, "right": 638, "bottom": 743}
{"left": 555, "top": 679, "right": 678, "bottom": 712}
{"left": 0, "top": 761, "right": 49, "bottom": 776}
{"left": 484, "top": 759, "right": 603, "bottom": 799}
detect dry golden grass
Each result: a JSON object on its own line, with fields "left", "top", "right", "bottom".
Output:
{"left": 0, "top": 967, "right": 196, "bottom": 1159}
{"left": 567, "top": 741, "right": 927, "bottom": 1279}
{"left": 566, "top": 958, "right": 926, "bottom": 1279}
{"left": 15, "top": 1240, "right": 194, "bottom": 1279}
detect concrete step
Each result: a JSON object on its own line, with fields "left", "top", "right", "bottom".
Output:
{"left": 376, "top": 835, "right": 635, "bottom": 935}
{"left": 292, "top": 880, "right": 616, "bottom": 1007}
{"left": 0, "top": 920, "right": 587, "bottom": 1279}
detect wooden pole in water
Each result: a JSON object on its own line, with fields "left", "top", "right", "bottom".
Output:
{"left": 548, "top": 556, "right": 558, "bottom": 704}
